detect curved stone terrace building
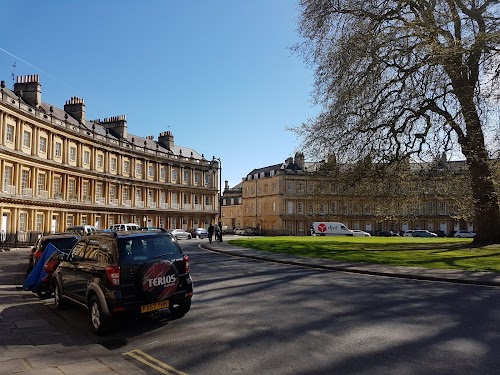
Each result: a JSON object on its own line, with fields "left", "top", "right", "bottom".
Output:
{"left": 0, "top": 75, "right": 219, "bottom": 241}
{"left": 238, "top": 152, "right": 476, "bottom": 236}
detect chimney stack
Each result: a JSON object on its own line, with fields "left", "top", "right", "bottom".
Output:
{"left": 294, "top": 152, "right": 305, "bottom": 170}
{"left": 96, "top": 115, "right": 128, "bottom": 139}
{"left": 64, "top": 96, "right": 86, "bottom": 123}
{"left": 14, "top": 75, "right": 41, "bottom": 107}
{"left": 158, "top": 131, "right": 174, "bottom": 151}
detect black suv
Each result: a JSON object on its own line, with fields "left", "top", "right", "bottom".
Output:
{"left": 53, "top": 230, "right": 193, "bottom": 335}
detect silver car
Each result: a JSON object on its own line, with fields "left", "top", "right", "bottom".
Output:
{"left": 454, "top": 230, "right": 476, "bottom": 238}
{"left": 169, "top": 229, "right": 192, "bottom": 240}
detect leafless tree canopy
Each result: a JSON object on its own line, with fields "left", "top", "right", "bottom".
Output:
{"left": 293, "top": 0, "right": 500, "bottom": 244}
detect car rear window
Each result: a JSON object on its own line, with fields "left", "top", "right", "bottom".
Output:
{"left": 118, "top": 234, "right": 182, "bottom": 263}
{"left": 45, "top": 237, "right": 79, "bottom": 251}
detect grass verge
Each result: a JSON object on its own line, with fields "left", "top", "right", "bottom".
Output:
{"left": 227, "top": 236, "right": 500, "bottom": 272}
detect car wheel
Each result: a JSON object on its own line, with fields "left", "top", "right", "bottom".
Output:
{"left": 169, "top": 299, "right": 191, "bottom": 318}
{"left": 188, "top": 235, "right": 191, "bottom": 240}
{"left": 89, "top": 295, "right": 112, "bottom": 335}
{"left": 54, "top": 281, "right": 69, "bottom": 309}
{"left": 37, "top": 288, "right": 53, "bottom": 299}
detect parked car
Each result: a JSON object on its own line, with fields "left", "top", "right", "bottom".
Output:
{"left": 403, "top": 230, "right": 415, "bottom": 237}
{"left": 168, "top": 229, "right": 192, "bottom": 240}
{"left": 139, "top": 227, "right": 168, "bottom": 233}
{"left": 53, "top": 230, "right": 193, "bottom": 335}
{"left": 91, "top": 229, "right": 112, "bottom": 234}
{"left": 65, "top": 225, "right": 97, "bottom": 236}
{"left": 35, "top": 246, "right": 73, "bottom": 298}
{"left": 221, "top": 225, "right": 233, "bottom": 234}
{"left": 190, "top": 228, "right": 208, "bottom": 239}
{"left": 377, "top": 230, "right": 400, "bottom": 237}
{"left": 109, "top": 223, "right": 140, "bottom": 231}
{"left": 243, "top": 227, "right": 257, "bottom": 236}
{"left": 27, "top": 233, "right": 80, "bottom": 274}
{"left": 412, "top": 230, "right": 438, "bottom": 238}
{"left": 351, "top": 230, "right": 371, "bottom": 237}
{"left": 454, "top": 230, "right": 476, "bottom": 238}
{"left": 431, "top": 230, "right": 447, "bottom": 237}
{"left": 233, "top": 228, "right": 245, "bottom": 235}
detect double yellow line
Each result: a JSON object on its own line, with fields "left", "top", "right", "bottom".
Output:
{"left": 124, "top": 349, "right": 188, "bottom": 375}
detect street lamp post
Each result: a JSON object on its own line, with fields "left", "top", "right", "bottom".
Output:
{"left": 255, "top": 178, "right": 258, "bottom": 231}
{"left": 212, "top": 156, "right": 222, "bottom": 242}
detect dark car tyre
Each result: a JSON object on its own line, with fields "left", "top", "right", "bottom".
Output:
{"left": 54, "top": 281, "right": 69, "bottom": 309}
{"left": 169, "top": 299, "right": 191, "bottom": 318}
{"left": 37, "top": 288, "right": 53, "bottom": 300}
{"left": 89, "top": 295, "right": 112, "bottom": 335}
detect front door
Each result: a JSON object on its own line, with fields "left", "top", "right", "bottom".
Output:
{"left": 439, "top": 222, "right": 447, "bottom": 235}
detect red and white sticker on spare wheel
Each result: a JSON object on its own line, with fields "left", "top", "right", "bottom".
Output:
{"left": 141, "top": 260, "right": 179, "bottom": 301}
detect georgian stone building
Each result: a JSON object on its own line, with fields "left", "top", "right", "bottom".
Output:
{"left": 233, "top": 152, "right": 475, "bottom": 236}
{"left": 220, "top": 180, "right": 243, "bottom": 230}
{"left": 0, "top": 75, "right": 219, "bottom": 239}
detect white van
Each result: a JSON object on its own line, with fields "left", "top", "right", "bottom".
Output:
{"left": 311, "top": 222, "right": 354, "bottom": 236}
{"left": 109, "top": 223, "right": 140, "bottom": 232}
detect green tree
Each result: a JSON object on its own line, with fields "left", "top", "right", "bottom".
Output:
{"left": 294, "top": 0, "right": 500, "bottom": 244}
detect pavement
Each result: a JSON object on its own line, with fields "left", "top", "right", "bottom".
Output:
{"left": 0, "top": 247, "right": 147, "bottom": 375}
{"left": 1, "top": 241, "right": 500, "bottom": 375}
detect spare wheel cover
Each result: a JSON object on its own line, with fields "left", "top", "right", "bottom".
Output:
{"left": 139, "top": 260, "right": 179, "bottom": 302}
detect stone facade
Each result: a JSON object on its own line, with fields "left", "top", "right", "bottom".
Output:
{"left": 220, "top": 180, "right": 243, "bottom": 230}
{"left": 227, "top": 152, "right": 477, "bottom": 236}
{"left": 0, "top": 75, "right": 219, "bottom": 237}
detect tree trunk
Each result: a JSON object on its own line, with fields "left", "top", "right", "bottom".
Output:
{"left": 459, "top": 95, "right": 500, "bottom": 245}
{"left": 466, "top": 156, "right": 500, "bottom": 245}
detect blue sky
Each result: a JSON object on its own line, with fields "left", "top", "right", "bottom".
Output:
{"left": 0, "top": 1, "right": 318, "bottom": 188}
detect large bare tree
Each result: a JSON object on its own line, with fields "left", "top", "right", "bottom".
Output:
{"left": 293, "top": 0, "right": 500, "bottom": 244}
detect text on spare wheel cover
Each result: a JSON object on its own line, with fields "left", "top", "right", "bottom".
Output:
{"left": 142, "top": 260, "right": 179, "bottom": 301}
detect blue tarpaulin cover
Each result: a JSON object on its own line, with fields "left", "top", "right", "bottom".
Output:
{"left": 23, "top": 243, "right": 61, "bottom": 292}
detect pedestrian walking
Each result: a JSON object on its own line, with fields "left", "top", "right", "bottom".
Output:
{"left": 214, "top": 225, "right": 220, "bottom": 242}
{"left": 218, "top": 221, "right": 223, "bottom": 242}
{"left": 208, "top": 223, "right": 214, "bottom": 244}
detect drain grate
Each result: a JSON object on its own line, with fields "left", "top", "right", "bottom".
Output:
{"left": 99, "top": 338, "right": 128, "bottom": 350}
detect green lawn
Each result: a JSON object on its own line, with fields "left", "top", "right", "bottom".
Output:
{"left": 227, "top": 236, "right": 500, "bottom": 272}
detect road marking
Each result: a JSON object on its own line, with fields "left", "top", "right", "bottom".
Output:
{"left": 124, "top": 349, "right": 188, "bottom": 375}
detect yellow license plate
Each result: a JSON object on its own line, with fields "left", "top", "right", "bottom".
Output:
{"left": 141, "top": 300, "right": 169, "bottom": 313}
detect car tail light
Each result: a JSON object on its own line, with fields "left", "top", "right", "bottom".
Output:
{"left": 106, "top": 265, "right": 120, "bottom": 286}
{"left": 183, "top": 254, "right": 190, "bottom": 273}
{"left": 44, "top": 260, "right": 57, "bottom": 272}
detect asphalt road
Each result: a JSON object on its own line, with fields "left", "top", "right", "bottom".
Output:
{"left": 25, "top": 239, "right": 500, "bottom": 374}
